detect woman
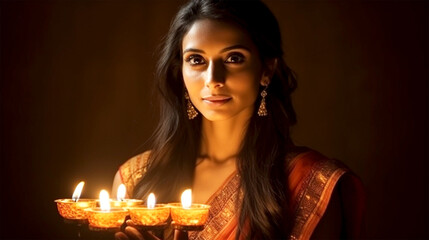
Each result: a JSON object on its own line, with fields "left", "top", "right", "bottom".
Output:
{"left": 114, "top": 0, "right": 365, "bottom": 239}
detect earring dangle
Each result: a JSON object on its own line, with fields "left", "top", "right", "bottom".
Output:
{"left": 257, "top": 86, "right": 268, "bottom": 117}
{"left": 185, "top": 92, "right": 198, "bottom": 119}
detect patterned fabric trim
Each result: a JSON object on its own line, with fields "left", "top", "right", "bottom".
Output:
{"left": 290, "top": 159, "right": 347, "bottom": 240}
{"left": 189, "top": 173, "right": 241, "bottom": 240}
{"left": 118, "top": 152, "right": 150, "bottom": 198}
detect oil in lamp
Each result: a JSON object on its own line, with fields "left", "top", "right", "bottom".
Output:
{"left": 128, "top": 193, "right": 170, "bottom": 229}
{"left": 110, "top": 184, "right": 143, "bottom": 208}
{"left": 85, "top": 190, "right": 128, "bottom": 230}
{"left": 170, "top": 189, "right": 210, "bottom": 231}
{"left": 55, "top": 181, "right": 96, "bottom": 222}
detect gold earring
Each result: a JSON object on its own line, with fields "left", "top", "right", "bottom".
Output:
{"left": 185, "top": 92, "right": 198, "bottom": 119}
{"left": 257, "top": 86, "right": 268, "bottom": 117}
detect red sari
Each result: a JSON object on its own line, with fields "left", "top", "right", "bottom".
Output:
{"left": 119, "top": 150, "right": 365, "bottom": 240}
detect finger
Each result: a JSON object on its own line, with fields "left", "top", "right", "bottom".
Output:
{"left": 124, "top": 226, "right": 144, "bottom": 240}
{"left": 124, "top": 220, "right": 161, "bottom": 240}
{"left": 174, "top": 229, "right": 189, "bottom": 240}
{"left": 115, "top": 232, "right": 129, "bottom": 240}
{"left": 141, "top": 231, "right": 161, "bottom": 240}
{"left": 126, "top": 219, "right": 137, "bottom": 227}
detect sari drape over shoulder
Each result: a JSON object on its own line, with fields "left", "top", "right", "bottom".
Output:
{"left": 118, "top": 150, "right": 364, "bottom": 240}
{"left": 118, "top": 151, "right": 150, "bottom": 198}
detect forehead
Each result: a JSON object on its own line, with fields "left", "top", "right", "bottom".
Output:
{"left": 182, "top": 19, "right": 256, "bottom": 52}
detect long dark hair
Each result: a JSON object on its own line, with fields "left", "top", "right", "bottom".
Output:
{"left": 134, "top": 0, "right": 297, "bottom": 238}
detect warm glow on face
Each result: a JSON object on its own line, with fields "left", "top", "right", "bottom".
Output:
{"left": 99, "top": 190, "right": 110, "bottom": 211}
{"left": 117, "top": 184, "right": 126, "bottom": 201}
{"left": 72, "top": 181, "right": 85, "bottom": 202}
{"left": 147, "top": 193, "right": 156, "bottom": 209}
{"left": 182, "top": 19, "right": 263, "bottom": 122}
{"left": 181, "top": 189, "right": 192, "bottom": 209}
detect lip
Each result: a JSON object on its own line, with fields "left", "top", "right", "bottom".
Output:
{"left": 202, "top": 95, "right": 232, "bottom": 106}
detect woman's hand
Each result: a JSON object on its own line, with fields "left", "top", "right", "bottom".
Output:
{"left": 115, "top": 220, "right": 159, "bottom": 240}
{"left": 115, "top": 220, "right": 188, "bottom": 240}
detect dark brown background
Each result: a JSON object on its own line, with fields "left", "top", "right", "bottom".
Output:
{"left": 0, "top": 0, "right": 427, "bottom": 239}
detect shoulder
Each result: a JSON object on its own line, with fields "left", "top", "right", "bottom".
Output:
{"left": 286, "top": 147, "right": 365, "bottom": 239}
{"left": 119, "top": 151, "right": 151, "bottom": 175}
{"left": 286, "top": 147, "right": 364, "bottom": 205}
{"left": 286, "top": 147, "right": 346, "bottom": 175}
{"left": 286, "top": 148, "right": 350, "bottom": 196}
{"left": 286, "top": 148, "right": 364, "bottom": 196}
{"left": 118, "top": 151, "right": 151, "bottom": 197}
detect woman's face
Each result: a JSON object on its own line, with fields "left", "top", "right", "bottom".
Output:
{"left": 182, "top": 19, "right": 267, "bottom": 122}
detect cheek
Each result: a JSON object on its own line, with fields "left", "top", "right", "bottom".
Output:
{"left": 241, "top": 83, "right": 260, "bottom": 104}
{"left": 182, "top": 67, "right": 204, "bottom": 102}
{"left": 182, "top": 66, "right": 201, "bottom": 80}
{"left": 183, "top": 67, "right": 200, "bottom": 88}
{"left": 229, "top": 71, "right": 261, "bottom": 101}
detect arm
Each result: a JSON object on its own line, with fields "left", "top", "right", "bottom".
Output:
{"left": 311, "top": 186, "right": 343, "bottom": 239}
{"left": 311, "top": 173, "right": 366, "bottom": 239}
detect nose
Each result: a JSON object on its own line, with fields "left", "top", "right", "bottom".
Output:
{"left": 205, "top": 60, "right": 225, "bottom": 89}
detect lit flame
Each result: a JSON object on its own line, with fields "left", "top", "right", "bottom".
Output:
{"left": 147, "top": 193, "right": 155, "bottom": 209}
{"left": 117, "top": 184, "right": 126, "bottom": 201}
{"left": 72, "top": 181, "right": 85, "bottom": 202}
{"left": 99, "top": 190, "right": 111, "bottom": 211}
{"left": 181, "top": 189, "right": 192, "bottom": 209}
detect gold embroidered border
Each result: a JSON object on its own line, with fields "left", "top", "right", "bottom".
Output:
{"left": 119, "top": 152, "right": 149, "bottom": 197}
{"left": 189, "top": 173, "right": 240, "bottom": 240}
{"left": 290, "top": 159, "right": 346, "bottom": 240}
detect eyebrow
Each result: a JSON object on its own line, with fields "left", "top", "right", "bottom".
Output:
{"left": 182, "top": 44, "right": 251, "bottom": 54}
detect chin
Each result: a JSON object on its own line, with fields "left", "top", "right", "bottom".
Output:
{"left": 198, "top": 105, "right": 254, "bottom": 122}
{"left": 201, "top": 114, "right": 229, "bottom": 122}
{"left": 202, "top": 111, "right": 252, "bottom": 123}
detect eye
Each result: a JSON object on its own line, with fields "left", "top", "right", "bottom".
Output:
{"left": 225, "top": 53, "right": 245, "bottom": 64}
{"left": 185, "top": 55, "right": 206, "bottom": 65}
